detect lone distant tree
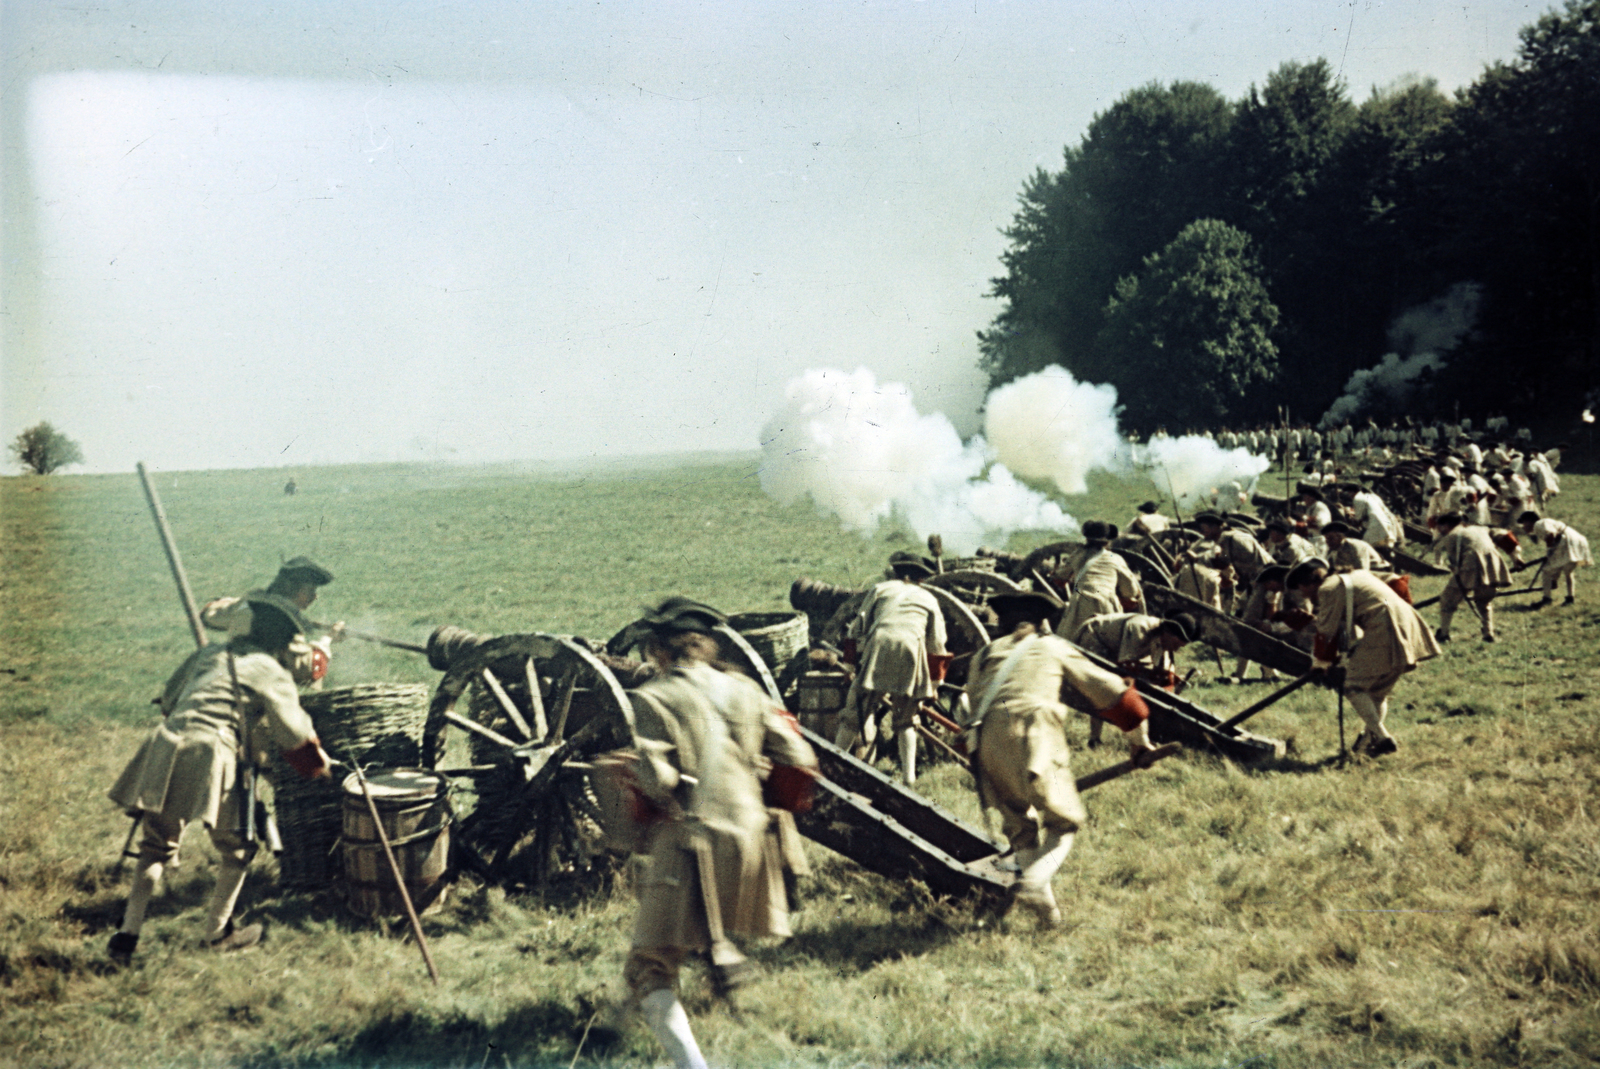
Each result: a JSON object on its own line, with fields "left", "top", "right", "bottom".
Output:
{"left": 10, "top": 422, "right": 84, "bottom": 475}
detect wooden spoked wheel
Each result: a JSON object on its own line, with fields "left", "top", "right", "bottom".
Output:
{"left": 422, "top": 632, "right": 635, "bottom": 890}
{"left": 604, "top": 621, "right": 786, "bottom": 704}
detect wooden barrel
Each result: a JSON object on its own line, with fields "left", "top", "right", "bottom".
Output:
{"left": 727, "top": 611, "right": 809, "bottom": 672}
{"left": 272, "top": 683, "right": 431, "bottom": 890}
{"left": 340, "top": 768, "right": 452, "bottom": 917}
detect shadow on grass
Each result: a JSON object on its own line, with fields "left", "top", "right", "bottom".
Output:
{"left": 767, "top": 909, "right": 965, "bottom": 976}
{"left": 237, "top": 998, "right": 616, "bottom": 1069}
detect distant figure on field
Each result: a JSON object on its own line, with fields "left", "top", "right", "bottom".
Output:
{"left": 107, "top": 593, "right": 333, "bottom": 965}
{"left": 283, "top": 477, "right": 297, "bottom": 496}
{"left": 1126, "top": 501, "right": 1169, "bottom": 539}
{"left": 963, "top": 592, "right": 1154, "bottom": 926}
{"left": 834, "top": 553, "right": 948, "bottom": 784}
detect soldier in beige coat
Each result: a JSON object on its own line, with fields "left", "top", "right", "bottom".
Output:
{"left": 107, "top": 593, "right": 332, "bottom": 964}
{"left": 200, "top": 557, "right": 343, "bottom": 688}
{"left": 622, "top": 598, "right": 817, "bottom": 1069}
{"left": 1520, "top": 512, "right": 1593, "bottom": 606}
{"left": 835, "top": 556, "right": 947, "bottom": 783}
{"left": 1069, "top": 612, "right": 1193, "bottom": 745}
{"left": 1288, "top": 562, "right": 1440, "bottom": 757}
{"left": 965, "top": 593, "right": 1153, "bottom": 926}
{"left": 1431, "top": 513, "right": 1513, "bottom": 642}
{"left": 1323, "top": 522, "right": 1387, "bottom": 574}
{"left": 1054, "top": 521, "right": 1146, "bottom": 641}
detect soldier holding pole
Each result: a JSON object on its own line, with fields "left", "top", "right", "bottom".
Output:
{"left": 107, "top": 593, "right": 333, "bottom": 964}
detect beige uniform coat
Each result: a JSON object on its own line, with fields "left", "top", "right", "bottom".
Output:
{"left": 1312, "top": 572, "right": 1440, "bottom": 695}
{"left": 1071, "top": 612, "right": 1165, "bottom": 668}
{"left": 628, "top": 662, "right": 817, "bottom": 951}
{"left": 847, "top": 579, "right": 947, "bottom": 698}
{"left": 1432, "top": 525, "right": 1513, "bottom": 593}
{"left": 1056, "top": 548, "right": 1145, "bottom": 639}
{"left": 1203, "top": 528, "right": 1274, "bottom": 586}
{"left": 1271, "top": 532, "right": 1316, "bottom": 566}
{"left": 966, "top": 632, "right": 1127, "bottom": 848}
{"left": 109, "top": 643, "right": 319, "bottom": 831}
{"left": 1531, "top": 519, "right": 1593, "bottom": 572}
{"left": 1331, "top": 537, "right": 1387, "bottom": 573}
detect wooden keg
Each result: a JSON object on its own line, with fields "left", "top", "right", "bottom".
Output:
{"left": 340, "top": 768, "right": 451, "bottom": 917}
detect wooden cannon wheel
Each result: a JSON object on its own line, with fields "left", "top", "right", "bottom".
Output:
{"left": 1019, "top": 540, "right": 1086, "bottom": 593}
{"left": 422, "top": 632, "right": 636, "bottom": 890}
{"left": 925, "top": 568, "right": 1026, "bottom": 604}
{"left": 605, "top": 619, "right": 787, "bottom": 704}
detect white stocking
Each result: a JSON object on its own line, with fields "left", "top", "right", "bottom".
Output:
{"left": 120, "top": 860, "right": 162, "bottom": 936}
{"left": 1347, "top": 691, "right": 1391, "bottom": 742}
{"left": 203, "top": 858, "right": 250, "bottom": 941}
{"left": 898, "top": 727, "right": 918, "bottom": 785}
{"left": 640, "top": 988, "right": 708, "bottom": 1069}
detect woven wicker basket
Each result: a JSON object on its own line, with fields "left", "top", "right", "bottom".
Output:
{"left": 727, "top": 611, "right": 809, "bottom": 672}
{"left": 271, "top": 684, "right": 431, "bottom": 890}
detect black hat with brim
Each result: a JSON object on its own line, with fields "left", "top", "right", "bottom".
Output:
{"left": 990, "top": 591, "right": 1064, "bottom": 621}
{"left": 1321, "top": 521, "right": 1353, "bottom": 537}
{"left": 1285, "top": 560, "right": 1328, "bottom": 590}
{"left": 888, "top": 551, "right": 936, "bottom": 579}
{"left": 1257, "top": 564, "right": 1290, "bottom": 586}
{"left": 276, "top": 556, "right": 335, "bottom": 586}
{"left": 637, "top": 596, "right": 727, "bottom": 637}
{"left": 1160, "top": 613, "right": 1197, "bottom": 643}
{"left": 1193, "top": 511, "right": 1225, "bottom": 527}
{"left": 244, "top": 590, "right": 312, "bottom": 634}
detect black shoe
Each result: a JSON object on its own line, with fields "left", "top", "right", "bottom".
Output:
{"left": 108, "top": 931, "right": 138, "bottom": 966}
{"left": 1563, "top": 596, "right": 1575, "bottom": 606}
{"left": 1366, "top": 737, "right": 1399, "bottom": 757}
{"left": 1532, "top": 598, "right": 1553, "bottom": 609}
{"left": 709, "top": 959, "right": 759, "bottom": 1002}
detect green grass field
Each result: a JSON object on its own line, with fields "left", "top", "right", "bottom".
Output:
{"left": 2, "top": 456, "right": 1598, "bottom": 1068}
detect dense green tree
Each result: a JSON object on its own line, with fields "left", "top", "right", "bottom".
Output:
{"left": 10, "top": 422, "right": 83, "bottom": 475}
{"left": 1428, "top": 0, "right": 1600, "bottom": 415}
{"left": 979, "top": 81, "right": 1233, "bottom": 389}
{"left": 1096, "top": 220, "right": 1279, "bottom": 433}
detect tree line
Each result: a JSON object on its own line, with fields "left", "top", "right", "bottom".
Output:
{"left": 978, "top": 0, "right": 1599, "bottom": 436}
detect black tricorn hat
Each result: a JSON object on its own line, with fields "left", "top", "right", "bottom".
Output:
{"left": 1081, "top": 520, "right": 1118, "bottom": 542}
{"left": 638, "top": 596, "right": 727, "bottom": 637}
{"left": 243, "top": 590, "right": 312, "bottom": 634}
{"left": 1193, "top": 511, "right": 1225, "bottom": 527}
{"left": 276, "top": 556, "right": 335, "bottom": 586}
{"left": 1285, "top": 559, "right": 1328, "bottom": 589}
{"left": 1138, "top": 501, "right": 1162, "bottom": 514}
{"left": 1321, "top": 520, "right": 1353, "bottom": 537}
{"left": 1265, "top": 518, "right": 1292, "bottom": 535}
{"left": 990, "top": 590, "right": 1064, "bottom": 622}
{"left": 1159, "top": 613, "right": 1197, "bottom": 643}
{"left": 1257, "top": 564, "right": 1290, "bottom": 586}
{"left": 888, "top": 551, "right": 936, "bottom": 579}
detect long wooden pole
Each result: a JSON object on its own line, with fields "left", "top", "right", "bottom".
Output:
{"left": 136, "top": 462, "right": 208, "bottom": 648}
{"left": 347, "top": 755, "right": 441, "bottom": 985}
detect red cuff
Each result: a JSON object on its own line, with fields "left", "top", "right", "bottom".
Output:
{"left": 841, "top": 638, "right": 859, "bottom": 666}
{"left": 1096, "top": 684, "right": 1149, "bottom": 732}
{"left": 928, "top": 653, "right": 952, "bottom": 683}
{"left": 1313, "top": 633, "right": 1339, "bottom": 663}
{"left": 281, "top": 739, "right": 328, "bottom": 780}
{"left": 764, "top": 764, "right": 817, "bottom": 813}
{"left": 1386, "top": 574, "right": 1413, "bottom": 604}
{"left": 627, "top": 785, "right": 668, "bottom": 827}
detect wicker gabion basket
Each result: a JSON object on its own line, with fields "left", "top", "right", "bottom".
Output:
{"left": 270, "top": 683, "right": 432, "bottom": 890}
{"left": 727, "top": 611, "right": 809, "bottom": 673}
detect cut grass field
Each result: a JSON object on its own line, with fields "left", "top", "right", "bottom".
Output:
{"left": 2, "top": 455, "right": 1598, "bottom": 1068}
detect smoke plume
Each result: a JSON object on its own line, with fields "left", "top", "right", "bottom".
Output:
{"left": 1320, "top": 282, "right": 1481, "bottom": 428}
{"left": 983, "top": 365, "right": 1130, "bottom": 494}
{"left": 758, "top": 368, "right": 1075, "bottom": 554}
{"left": 761, "top": 364, "right": 1272, "bottom": 550}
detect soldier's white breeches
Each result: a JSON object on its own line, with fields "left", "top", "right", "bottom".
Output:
{"left": 1543, "top": 564, "right": 1578, "bottom": 599}
{"left": 120, "top": 810, "right": 255, "bottom": 938}
{"left": 1346, "top": 691, "right": 1392, "bottom": 742}
{"left": 640, "top": 988, "right": 708, "bottom": 1069}
{"left": 1438, "top": 580, "right": 1495, "bottom": 637}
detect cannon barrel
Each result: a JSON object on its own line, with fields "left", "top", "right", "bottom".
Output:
{"left": 789, "top": 577, "right": 865, "bottom": 617}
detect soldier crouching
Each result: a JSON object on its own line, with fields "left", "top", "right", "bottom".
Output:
{"left": 106, "top": 592, "right": 332, "bottom": 964}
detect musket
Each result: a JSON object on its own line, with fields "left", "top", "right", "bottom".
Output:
{"left": 305, "top": 619, "right": 427, "bottom": 656}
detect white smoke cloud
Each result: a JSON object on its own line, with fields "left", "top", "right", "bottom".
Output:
{"left": 983, "top": 365, "right": 1131, "bottom": 494}
{"left": 758, "top": 367, "right": 1076, "bottom": 554}
{"left": 761, "top": 364, "right": 1272, "bottom": 549}
{"left": 1137, "top": 434, "right": 1271, "bottom": 511}
{"left": 1319, "top": 282, "right": 1481, "bottom": 428}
